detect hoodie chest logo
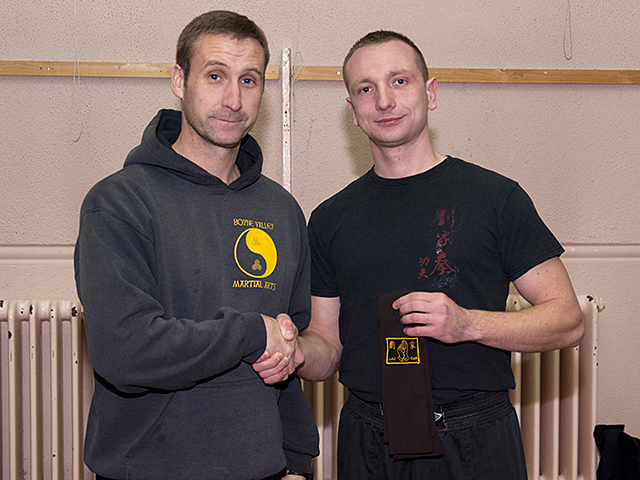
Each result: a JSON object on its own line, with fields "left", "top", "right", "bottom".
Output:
{"left": 234, "top": 228, "right": 277, "bottom": 279}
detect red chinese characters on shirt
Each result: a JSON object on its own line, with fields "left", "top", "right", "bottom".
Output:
{"left": 437, "top": 231, "right": 452, "bottom": 248}
{"left": 418, "top": 208, "right": 456, "bottom": 279}
{"left": 417, "top": 256, "right": 431, "bottom": 279}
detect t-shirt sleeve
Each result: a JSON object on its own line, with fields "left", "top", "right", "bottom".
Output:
{"left": 498, "top": 183, "right": 565, "bottom": 281}
{"left": 308, "top": 208, "right": 340, "bottom": 297}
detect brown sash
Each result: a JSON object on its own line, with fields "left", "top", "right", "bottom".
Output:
{"left": 378, "top": 290, "right": 443, "bottom": 458}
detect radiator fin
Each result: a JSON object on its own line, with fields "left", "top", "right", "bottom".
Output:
{"left": 0, "top": 300, "right": 93, "bottom": 480}
{"left": 305, "top": 294, "right": 600, "bottom": 480}
{"left": 1, "top": 295, "right": 600, "bottom": 480}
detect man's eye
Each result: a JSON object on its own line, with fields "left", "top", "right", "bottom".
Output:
{"left": 361, "top": 86, "right": 371, "bottom": 93}
{"left": 242, "top": 78, "right": 256, "bottom": 85}
{"left": 209, "top": 74, "right": 220, "bottom": 81}
{"left": 396, "top": 79, "right": 406, "bottom": 85}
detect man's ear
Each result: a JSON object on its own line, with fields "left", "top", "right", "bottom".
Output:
{"left": 171, "top": 64, "right": 185, "bottom": 100}
{"left": 346, "top": 97, "right": 359, "bottom": 127}
{"left": 426, "top": 77, "right": 438, "bottom": 111}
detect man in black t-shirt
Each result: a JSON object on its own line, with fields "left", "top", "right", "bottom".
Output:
{"left": 254, "top": 30, "right": 584, "bottom": 480}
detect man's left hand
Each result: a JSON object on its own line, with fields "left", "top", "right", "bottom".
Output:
{"left": 393, "top": 291, "right": 474, "bottom": 344}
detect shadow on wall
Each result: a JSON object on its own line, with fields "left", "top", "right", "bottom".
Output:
{"left": 247, "top": 92, "right": 274, "bottom": 148}
{"left": 341, "top": 105, "right": 373, "bottom": 178}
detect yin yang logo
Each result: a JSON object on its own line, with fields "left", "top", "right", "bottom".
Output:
{"left": 234, "top": 228, "right": 277, "bottom": 278}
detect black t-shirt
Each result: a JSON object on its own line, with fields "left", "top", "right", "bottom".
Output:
{"left": 308, "top": 157, "right": 564, "bottom": 404}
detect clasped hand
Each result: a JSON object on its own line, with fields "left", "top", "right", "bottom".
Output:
{"left": 254, "top": 314, "right": 303, "bottom": 384}
{"left": 253, "top": 292, "right": 471, "bottom": 384}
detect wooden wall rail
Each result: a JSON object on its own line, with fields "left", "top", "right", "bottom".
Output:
{"left": 428, "top": 67, "right": 640, "bottom": 85}
{"left": 294, "top": 66, "right": 640, "bottom": 84}
{"left": 1, "top": 61, "right": 639, "bottom": 84}
{"left": 0, "top": 61, "right": 279, "bottom": 80}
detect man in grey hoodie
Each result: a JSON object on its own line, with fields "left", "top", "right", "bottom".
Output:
{"left": 74, "top": 10, "right": 317, "bottom": 480}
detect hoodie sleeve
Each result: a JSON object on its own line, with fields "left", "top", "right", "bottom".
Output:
{"left": 74, "top": 201, "right": 267, "bottom": 395}
{"left": 287, "top": 209, "right": 312, "bottom": 332}
{"left": 275, "top": 209, "right": 319, "bottom": 473}
{"left": 278, "top": 377, "right": 320, "bottom": 475}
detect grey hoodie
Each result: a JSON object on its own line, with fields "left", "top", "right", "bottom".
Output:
{"left": 74, "top": 109, "right": 318, "bottom": 479}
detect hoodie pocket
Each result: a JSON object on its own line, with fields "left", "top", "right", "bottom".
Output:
{"left": 125, "top": 377, "right": 285, "bottom": 480}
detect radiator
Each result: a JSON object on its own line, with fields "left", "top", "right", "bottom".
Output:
{"left": 1, "top": 295, "right": 601, "bottom": 480}
{"left": 0, "top": 300, "right": 93, "bottom": 480}
{"left": 305, "top": 294, "right": 602, "bottom": 480}
{"left": 508, "top": 294, "right": 602, "bottom": 480}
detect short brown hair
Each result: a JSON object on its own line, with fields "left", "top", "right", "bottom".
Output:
{"left": 176, "top": 10, "right": 270, "bottom": 81}
{"left": 342, "top": 30, "right": 429, "bottom": 92}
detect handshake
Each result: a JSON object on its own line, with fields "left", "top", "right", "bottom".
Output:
{"left": 253, "top": 314, "right": 303, "bottom": 385}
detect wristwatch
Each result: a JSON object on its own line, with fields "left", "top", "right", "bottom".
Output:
{"left": 285, "top": 469, "right": 314, "bottom": 480}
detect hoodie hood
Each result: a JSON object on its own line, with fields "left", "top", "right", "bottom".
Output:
{"left": 123, "top": 109, "right": 263, "bottom": 190}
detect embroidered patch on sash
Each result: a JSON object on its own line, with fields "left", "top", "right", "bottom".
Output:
{"left": 386, "top": 337, "right": 420, "bottom": 365}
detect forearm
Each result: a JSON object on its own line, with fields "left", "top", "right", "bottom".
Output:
{"left": 296, "top": 329, "right": 342, "bottom": 381}
{"left": 462, "top": 296, "right": 584, "bottom": 352}
{"left": 400, "top": 257, "right": 585, "bottom": 353}
{"left": 253, "top": 295, "right": 342, "bottom": 384}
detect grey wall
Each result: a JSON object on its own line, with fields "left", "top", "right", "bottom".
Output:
{"left": 1, "top": 0, "right": 639, "bottom": 436}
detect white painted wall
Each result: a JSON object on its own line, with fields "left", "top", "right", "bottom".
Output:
{"left": 1, "top": 0, "right": 639, "bottom": 441}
